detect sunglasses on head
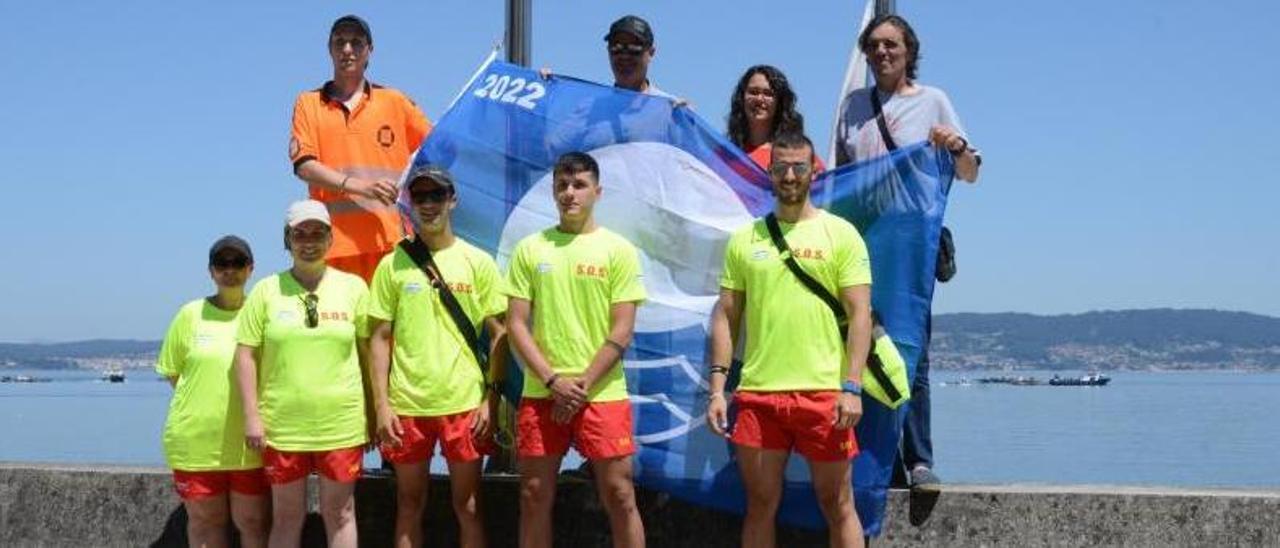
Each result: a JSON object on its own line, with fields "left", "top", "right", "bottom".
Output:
{"left": 410, "top": 187, "right": 453, "bottom": 205}
{"left": 211, "top": 257, "right": 250, "bottom": 269}
{"left": 768, "top": 161, "right": 813, "bottom": 178}
{"left": 607, "top": 42, "right": 648, "bottom": 56}
{"left": 301, "top": 293, "right": 319, "bottom": 328}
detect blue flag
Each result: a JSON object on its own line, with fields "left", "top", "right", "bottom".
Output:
{"left": 409, "top": 59, "right": 953, "bottom": 535}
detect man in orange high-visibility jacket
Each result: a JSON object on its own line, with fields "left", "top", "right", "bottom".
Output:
{"left": 289, "top": 14, "right": 432, "bottom": 282}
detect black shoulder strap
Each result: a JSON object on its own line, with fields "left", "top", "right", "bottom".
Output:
{"left": 764, "top": 213, "right": 847, "bottom": 331}
{"left": 869, "top": 89, "right": 899, "bottom": 152}
{"left": 399, "top": 237, "right": 488, "bottom": 371}
{"left": 762, "top": 214, "right": 902, "bottom": 402}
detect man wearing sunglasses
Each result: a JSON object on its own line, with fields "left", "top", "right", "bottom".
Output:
{"left": 708, "top": 132, "right": 873, "bottom": 547}
{"left": 366, "top": 165, "right": 508, "bottom": 548}
{"left": 289, "top": 14, "right": 433, "bottom": 283}
{"left": 604, "top": 14, "right": 675, "bottom": 99}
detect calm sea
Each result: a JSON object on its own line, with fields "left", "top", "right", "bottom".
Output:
{"left": 2, "top": 368, "right": 1277, "bottom": 488}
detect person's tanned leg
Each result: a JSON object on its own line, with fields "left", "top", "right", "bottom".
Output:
{"left": 392, "top": 460, "right": 430, "bottom": 548}
{"left": 518, "top": 456, "right": 563, "bottom": 548}
{"left": 590, "top": 456, "right": 645, "bottom": 548}
{"left": 268, "top": 479, "right": 307, "bottom": 548}
{"left": 447, "top": 459, "right": 486, "bottom": 548}
{"left": 318, "top": 477, "right": 358, "bottom": 548}
{"left": 736, "top": 446, "right": 790, "bottom": 548}
{"left": 185, "top": 494, "right": 230, "bottom": 548}
{"left": 809, "top": 459, "right": 863, "bottom": 548}
{"left": 229, "top": 491, "right": 270, "bottom": 548}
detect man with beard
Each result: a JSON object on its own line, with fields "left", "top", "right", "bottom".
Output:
{"left": 708, "top": 132, "right": 873, "bottom": 548}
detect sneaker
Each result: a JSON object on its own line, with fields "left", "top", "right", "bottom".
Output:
{"left": 910, "top": 466, "right": 941, "bottom": 490}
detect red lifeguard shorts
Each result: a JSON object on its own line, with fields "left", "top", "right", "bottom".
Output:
{"left": 517, "top": 398, "right": 635, "bottom": 460}
{"left": 730, "top": 391, "right": 859, "bottom": 461}
{"left": 380, "top": 410, "right": 492, "bottom": 464}
{"left": 171, "top": 468, "right": 269, "bottom": 500}
{"left": 261, "top": 445, "right": 364, "bottom": 485}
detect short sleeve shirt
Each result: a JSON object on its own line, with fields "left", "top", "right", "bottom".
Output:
{"left": 157, "top": 299, "right": 261, "bottom": 471}
{"left": 289, "top": 82, "right": 432, "bottom": 258}
{"left": 835, "top": 85, "right": 972, "bottom": 165}
{"left": 504, "top": 227, "right": 646, "bottom": 402}
{"left": 720, "top": 211, "right": 872, "bottom": 391}
{"left": 368, "top": 239, "right": 506, "bottom": 417}
{"left": 236, "top": 269, "right": 370, "bottom": 451}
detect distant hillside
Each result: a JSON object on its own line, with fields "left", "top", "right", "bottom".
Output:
{"left": 931, "top": 309, "right": 1280, "bottom": 371}
{"left": 3, "top": 309, "right": 1278, "bottom": 371}
{"left": 0, "top": 339, "right": 159, "bottom": 369}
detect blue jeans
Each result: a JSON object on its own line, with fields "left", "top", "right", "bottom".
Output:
{"left": 901, "top": 315, "right": 933, "bottom": 469}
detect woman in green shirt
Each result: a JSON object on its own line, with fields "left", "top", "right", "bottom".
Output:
{"left": 235, "top": 200, "right": 371, "bottom": 548}
{"left": 157, "top": 235, "right": 269, "bottom": 548}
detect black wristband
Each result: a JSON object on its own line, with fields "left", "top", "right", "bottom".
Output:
{"left": 709, "top": 365, "right": 730, "bottom": 376}
{"left": 604, "top": 339, "right": 626, "bottom": 354}
{"left": 543, "top": 373, "right": 560, "bottom": 388}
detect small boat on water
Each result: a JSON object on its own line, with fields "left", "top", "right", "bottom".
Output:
{"left": 102, "top": 368, "right": 126, "bottom": 383}
{"left": 1049, "top": 373, "right": 1110, "bottom": 386}
{"left": 1, "top": 375, "right": 53, "bottom": 383}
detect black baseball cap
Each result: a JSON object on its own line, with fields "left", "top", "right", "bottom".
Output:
{"left": 330, "top": 15, "right": 372, "bottom": 44}
{"left": 208, "top": 235, "right": 253, "bottom": 265}
{"left": 604, "top": 15, "right": 654, "bottom": 46}
{"left": 405, "top": 164, "right": 455, "bottom": 190}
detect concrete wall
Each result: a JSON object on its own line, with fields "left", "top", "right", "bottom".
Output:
{"left": 2, "top": 463, "right": 1277, "bottom": 547}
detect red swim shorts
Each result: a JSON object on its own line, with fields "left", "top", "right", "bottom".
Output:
{"left": 517, "top": 398, "right": 635, "bottom": 460}
{"left": 171, "top": 468, "right": 269, "bottom": 500}
{"left": 262, "top": 445, "right": 364, "bottom": 485}
{"left": 730, "top": 391, "right": 858, "bottom": 461}
{"left": 380, "top": 410, "right": 492, "bottom": 464}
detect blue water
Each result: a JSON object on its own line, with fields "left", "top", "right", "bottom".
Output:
{"left": 2, "top": 368, "right": 1277, "bottom": 488}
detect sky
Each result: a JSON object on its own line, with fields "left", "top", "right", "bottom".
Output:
{"left": 1, "top": 1, "right": 1277, "bottom": 342}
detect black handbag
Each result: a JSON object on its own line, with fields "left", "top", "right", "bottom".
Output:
{"left": 870, "top": 90, "right": 957, "bottom": 283}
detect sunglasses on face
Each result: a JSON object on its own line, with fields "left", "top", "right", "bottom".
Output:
{"left": 410, "top": 187, "right": 453, "bottom": 205}
{"left": 211, "top": 257, "right": 250, "bottom": 270}
{"left": 607, "top": 42, "right": 648, "bottom": 56}
{"left": 330, "top": 38, "right": 369, "bottom": 50}
{"left": 301, "top": 293, "right": 319, "bottom": 328}
{"left": 768, "top": 161, "right": 813, "bottom": 178}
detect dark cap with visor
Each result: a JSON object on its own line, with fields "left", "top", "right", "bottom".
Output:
{"left": 405, "top": 164, "right": 456, "bottom": 190}
{"left": 208, "top": 235, "right": 253, "bottom": 266}
{"left": 604, "top": 15, "right": 654, "bottom": 46}
{"left": 331, "top": 15, "right": 372, "bottom": 44}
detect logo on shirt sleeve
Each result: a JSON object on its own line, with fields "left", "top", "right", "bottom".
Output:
{"left": 536, "top": 262, "right": 553, "bottom": 274}
{"left": 377, "top": 125, "right": 395, "bottom": 148}
{"left": 405, "top": 282, "right": 423, "bottom": 294}
{"left": 751, "top": 249, "right": 770, "bottom": 261}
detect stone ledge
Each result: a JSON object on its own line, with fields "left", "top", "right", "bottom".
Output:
{"left": 1, "top": 463, "right": 1276, "bottom": 547}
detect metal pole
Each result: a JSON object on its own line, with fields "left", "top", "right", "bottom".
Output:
{"left": 505, "top": 0, "right": 532, "bottom": 66}
{"left": 875, "top": 0, "right": 895, "bottom": 16}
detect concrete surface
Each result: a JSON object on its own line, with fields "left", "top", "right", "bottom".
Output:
{"left": 1, "top": 463, "right": 1277, "bottom": 547}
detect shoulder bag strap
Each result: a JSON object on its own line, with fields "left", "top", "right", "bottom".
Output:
{"left": 870, "top": 89, "right": 899, "bottom": 152}
{"left": 399, "top": 238, "right": 489, "bottom": 372}
{"left": 762, "top": 214, "right": 901, "bottom": 402}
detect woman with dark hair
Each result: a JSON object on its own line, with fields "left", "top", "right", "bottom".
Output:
{"left": 727, "top": 64, "right": 825, "bottom": 171}
{"left": 158, "top": 235, "right": 269, "bottom": 548}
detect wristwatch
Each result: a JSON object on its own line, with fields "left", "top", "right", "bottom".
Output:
{"left": 841, "top": 379, "right": 863, "bottom": 395}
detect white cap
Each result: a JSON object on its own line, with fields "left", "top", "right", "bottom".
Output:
{"left": 285, "top": 199, "right": 331, "bottom": 227}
